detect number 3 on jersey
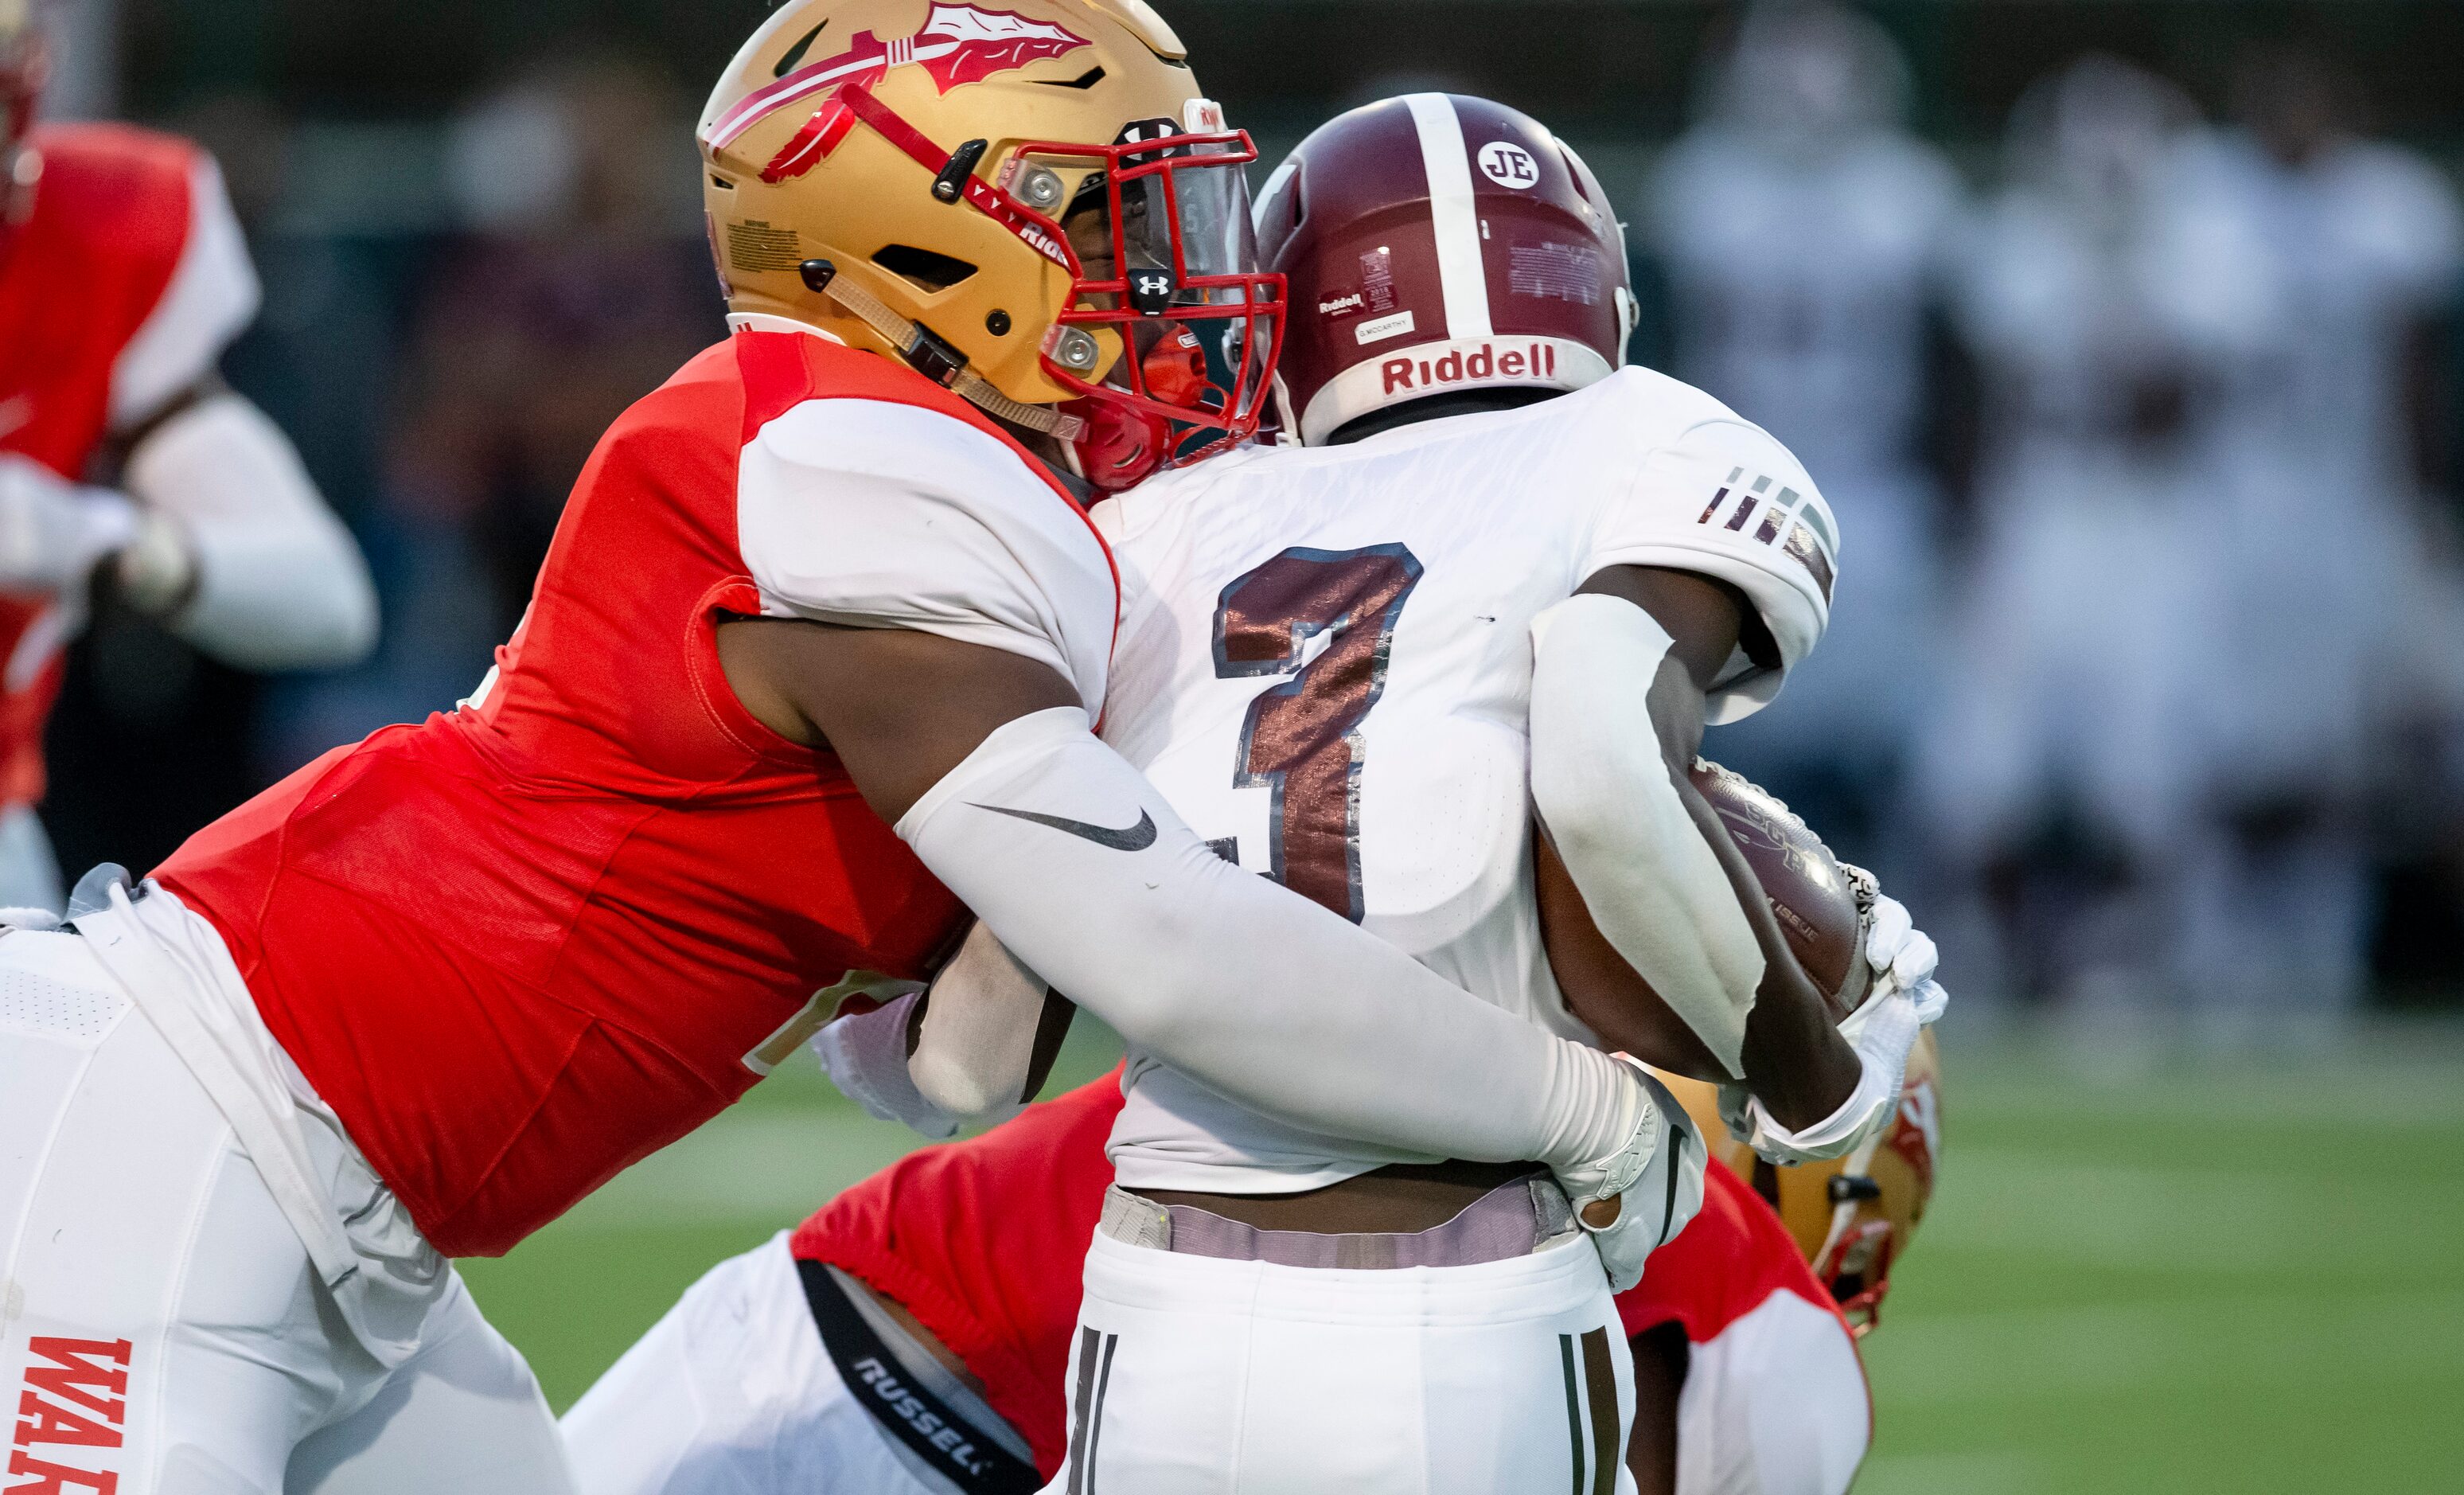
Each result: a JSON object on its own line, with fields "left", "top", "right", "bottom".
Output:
{"left": 1212, "top": 544, "right": 1422, "bottom": 923}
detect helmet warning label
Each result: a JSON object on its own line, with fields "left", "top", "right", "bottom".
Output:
{"left": 1359, "top": 247, "right": 1398, "bottom": 314}
{"left": 727, "top": 221, "right": 804, "bottom": 273}
{"left": 1509, "top": 242, "right": 1602, "bottom": 306}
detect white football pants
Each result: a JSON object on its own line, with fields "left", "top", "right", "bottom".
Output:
{"left": 563, "top": 1235, "right": 970, "bottom": 1495}
{"left": 0, "top": 927, "right": 574, "bottom": 1495}
{"left": 1047, "top": 1216, "right": 1637, "bottom": 1495}
{"left": 561, "top": 1223, "right": 1861, "bottom": 1495}
{"left": 1672, "top": 1292, "right": 1869, "bottom": 1495}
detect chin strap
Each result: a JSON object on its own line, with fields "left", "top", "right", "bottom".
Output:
{"left": 802, "top": 260, "right": 1086, "bottom": 444}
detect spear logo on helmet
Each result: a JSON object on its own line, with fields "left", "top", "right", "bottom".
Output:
{"left": 705, "top": 2, "right": 1089, "bottom": 169}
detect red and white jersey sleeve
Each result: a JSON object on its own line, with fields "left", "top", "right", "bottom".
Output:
{"left": 1620, "top": 1160, "right": 1870, "bottom": 1495}
{"left": 1575, "top": 369, "right": 1838, "bottom": 724}
{"left": 109, "top": 151, "right": 260, "bottom": 431}
{"left": 736, "top": 393, "right": 1116, "bottom": 713}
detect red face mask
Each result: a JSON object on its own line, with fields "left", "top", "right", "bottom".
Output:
{"left": 1063, "top": 322, "right": 1221, "bottom": 492}
{"left": 778, "top": 83, "right": 1285, "bottom": 494}
{"left": 1021, "top": 111, "right": 1281, "bottom": 490}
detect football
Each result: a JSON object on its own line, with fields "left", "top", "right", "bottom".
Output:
{"left": 1534, "top": 758, "right": 1870, "bottom": 1081}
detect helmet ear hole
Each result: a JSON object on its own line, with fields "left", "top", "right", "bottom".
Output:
{"left": 1035, "top": 65, "right": 1106, "bottom": 91}
{"left": 870, "top": 244, "right": 981, "bottom": 292}
{"left": 772, "top": 21, "right": 828, "bottom": 79}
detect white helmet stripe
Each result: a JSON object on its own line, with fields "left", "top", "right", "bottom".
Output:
{"left": 1402, "top": 93, "right": 1491, "bottom": 341}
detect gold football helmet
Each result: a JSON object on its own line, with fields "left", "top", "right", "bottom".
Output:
{"left": 1659, "top": 1030, "right": 1942, "bottom": 1336}
{"left": 699, "top": 0, "right": 1283, "bottom": 487}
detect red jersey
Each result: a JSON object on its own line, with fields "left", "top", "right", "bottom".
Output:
{"left": 793, "top": 1072, "right": 1129, "bottom": 1477}
{"left": 1613, "top": 1155, "right": 1856, "bottom": 1349}
{"left": 158, "top": 329, "right": 1112, "bottom": 1258}
{"left": 0, "top": 123, "right": 254, "bottom": 806}
{"left": 793, "top": 1075, "right": 1847, "bottom": 1481}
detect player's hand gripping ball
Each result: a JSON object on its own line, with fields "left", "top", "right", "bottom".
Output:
{"left": 1535, "top": 758, "right": 1869, "bottom": 1080}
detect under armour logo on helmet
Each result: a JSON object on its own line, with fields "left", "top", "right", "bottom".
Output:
{"left": 1129, "top": 268, "right": 1177, "bottom": 314}
{"left": 1113, "top": 116, "right": 1192, "bottom": 162}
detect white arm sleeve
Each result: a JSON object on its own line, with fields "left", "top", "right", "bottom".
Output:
{"left": 111, "top": 153, "right": 260, "bottom": 431}
{"left": 739, "top": 396, "right": 1113, "bottom": 710}
{"left": 1529, "top": 593, "right": 1766, "bottom": 1076}
{"left": 120, "top": 394, "right": 378, "bottom": 670}
{"left": 897, "top": 705, "right": 1646, "bottom": 1181}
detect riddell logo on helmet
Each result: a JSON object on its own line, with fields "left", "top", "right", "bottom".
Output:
{"left": 1381, "top": 342, "right": 1558, "bottom": 394}
{"left": 1318, "top": 291, "right": 1366, "bottom": 317}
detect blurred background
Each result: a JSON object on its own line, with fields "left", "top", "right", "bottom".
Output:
{"left": 29, "top": 1, "right": 2464, "bottom": 1489}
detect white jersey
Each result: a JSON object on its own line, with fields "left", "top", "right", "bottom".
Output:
{"left": 1090, "top": 368, "right": 1836, "bottom": 1192}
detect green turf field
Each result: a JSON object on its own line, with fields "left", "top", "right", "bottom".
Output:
{"left": 462, "top": 1021, "right": 2464, "bottom": 1493}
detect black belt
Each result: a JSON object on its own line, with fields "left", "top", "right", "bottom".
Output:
{"left": 797, "top": 1258, "right": 1042, "bottom": 1495}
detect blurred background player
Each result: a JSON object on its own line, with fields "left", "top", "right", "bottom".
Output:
{"left": 1642, "top": 0, "right": 1963, "bottom": 882}
{"left": 2169, "top": 46, "right": 2464, "bottom": 1048}
{"left": 0, "top": 0, "right": 376, "bottom": 910}
{"left": 1915, "top": 57, "right": 2248, "bottom": 1041}
{"left": 392, "top": 50, "right": 715, "bottom": 647}
{"left": 561, "top": 1045, "right": 1936, "bottom": 1495}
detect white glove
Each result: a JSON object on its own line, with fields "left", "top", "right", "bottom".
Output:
{"left": 908, "top": 919, "right": 1052, "bottom": 1121}
{"left": 809, "top": 983, "right": 961, "bottom": 1140}
{"left": 0, "top": 455, "right": 140, "bottom": 594}
{"left": 1564, "top": 1058, "right": 1709, "bottom": 1293}
{"left": 115, "top": 510, "right": 200, "bottom": 618}
{"left": 1859, "top": 888, "right": 1948, "bottom": 1025}
{"left": 1721, "top": 889, "right": 1947, "bottom": 1165}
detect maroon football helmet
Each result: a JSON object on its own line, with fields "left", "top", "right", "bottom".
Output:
{"left": 1253, "top": 93, "right": 1637, "bottom": 446}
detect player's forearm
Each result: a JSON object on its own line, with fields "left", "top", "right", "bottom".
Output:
{"left": 1533, "top": 594, "right": 1855, "bottom": 1116}
{"left": 1530, "top": 594, "right": 1767, "bottom": 1075}
{"left": 121, "top": 394, "right": 378, "bottom": 670}
{"left": 1726, "top": 893, "right": 1947, "bottom": 1165}
{"left": 1671, "top": 771, "right": 1861, "bottom": 1127}
{"left": 896, "top": 706, "right": 1642, "bottom": 1173}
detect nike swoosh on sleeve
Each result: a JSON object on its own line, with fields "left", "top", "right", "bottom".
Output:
{"left": 972, "top": 803, "right": 1159, "bottom": 852}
